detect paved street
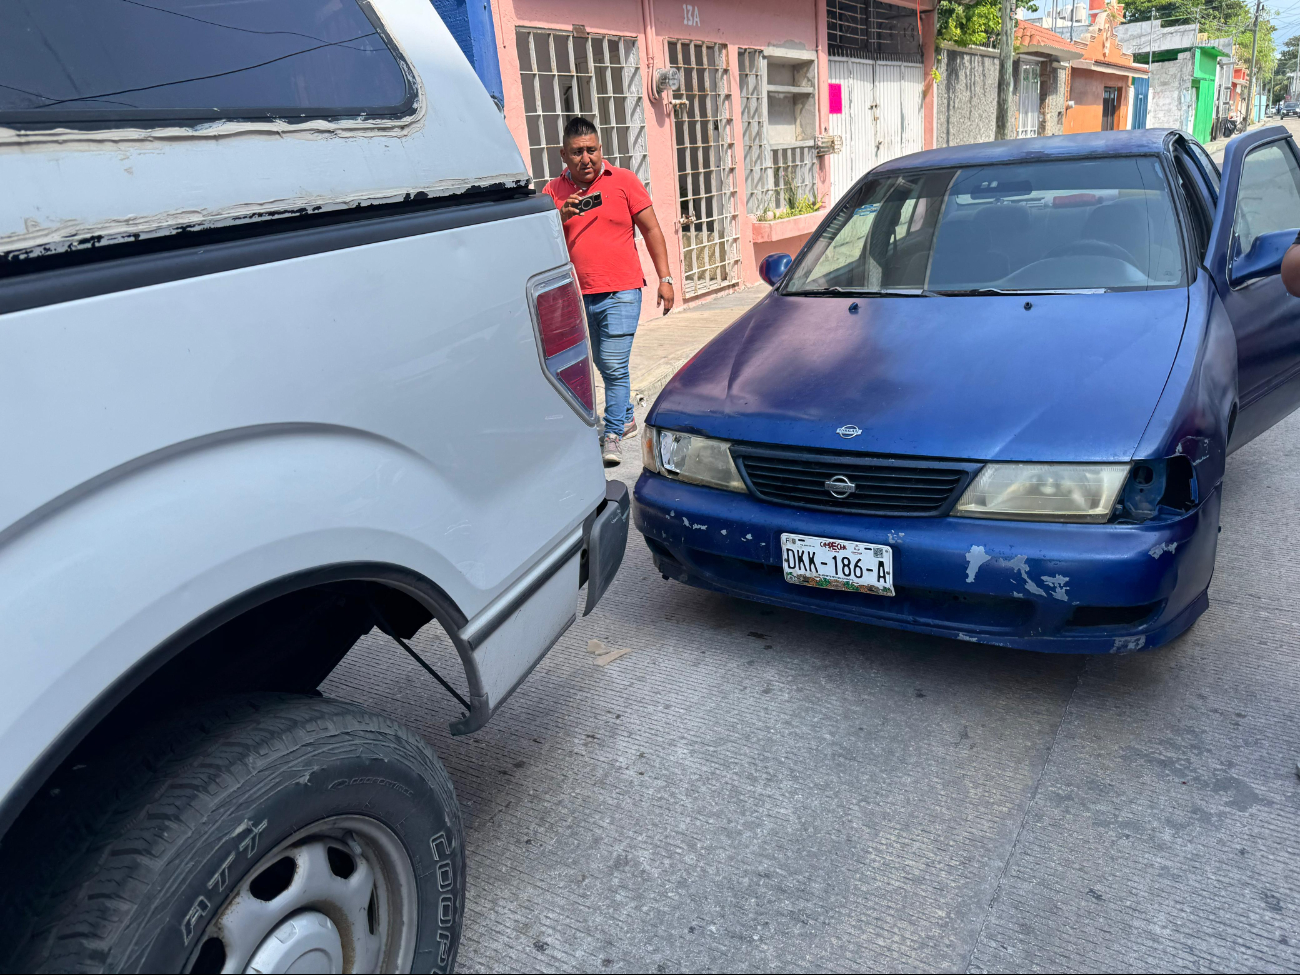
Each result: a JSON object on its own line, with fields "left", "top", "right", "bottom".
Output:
{"left": 322, "top": 119, "right": 1300, "bottom": 974}
{"left": 325, "top": 399, "right": 1300, "bottom": 972}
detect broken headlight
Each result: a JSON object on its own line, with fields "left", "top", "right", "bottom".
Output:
{"left": 954, "top": 463, "right": 1131, "bottom": 523}
{"left": 643, "top": 426, "right": 746, "bottom": 493}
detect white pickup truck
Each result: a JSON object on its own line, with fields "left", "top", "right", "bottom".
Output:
{"left": 0, "top": 2, "right": 627, "bottom": 971}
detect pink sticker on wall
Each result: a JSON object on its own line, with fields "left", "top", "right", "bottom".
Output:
{"left": 828, "top": 83, "right": 843, "bottom": 115}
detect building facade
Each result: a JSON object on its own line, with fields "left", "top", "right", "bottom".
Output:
{"left": 934, "top": 22, "right": 1079, "bottom": 148}
{"left": 1116, "top": 19, "right": 1230, "bottom": 140}
{"left": 1063, "top": 10, "right": 1147, "bottom": 133}
{"left": 483, "top": 0, "right": 938, "bottom": 316}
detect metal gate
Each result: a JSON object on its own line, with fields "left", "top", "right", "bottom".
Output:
{"left": 666, "top": 39, "right": 740, "bottom": 298}
{"left": 1017, "top": 63, "right": 1041, "bottom": 137}
{"left": 827, "top": 57, "right": 924, "bottom": 205}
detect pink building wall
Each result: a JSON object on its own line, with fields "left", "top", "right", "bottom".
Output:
{"left": 490, "top": 0, "right": 935, "bottom": 321}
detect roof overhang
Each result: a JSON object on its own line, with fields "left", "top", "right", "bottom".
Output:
{"left": 1018, "top": 42, "right": 1085, "bottom": 61}
{"left": 1073, "top": 59, "right": 1149, "bottom": 78}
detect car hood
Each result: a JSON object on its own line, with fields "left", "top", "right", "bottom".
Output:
{"left": 648, "top": 289, "right": 1190, "bottom": 461}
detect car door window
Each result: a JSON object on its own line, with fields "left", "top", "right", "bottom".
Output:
{"left": 1174, "top": 152, "right": 1212, "bottom": 261}
{"left": 1233, "top": 141, "right": 1300, "bottom": 259}
{"left": 1186, "top": 141, "right": 1220, "bottom": 200}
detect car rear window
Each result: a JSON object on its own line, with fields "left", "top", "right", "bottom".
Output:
{"left": 784, "top": 156, "right": 1185, "bottom": 295}
{"left": 0, "top": 0, "right": 414, "bottom": 129}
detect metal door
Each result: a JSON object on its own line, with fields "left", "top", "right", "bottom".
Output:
{"left": 1130, "top": 76, "right": 1149, "bottom": 129}
{"left": 1208, "top": 128, "right": 1300, "bottom": 449}
{"left": 1017, "top": 63, "right": 1040, "bottom": 137}
{"left": 1102, "top": 86, "right": 1119, "bottom": 130}
{"left": 828, "top": 57, "right": 924, "bottom": 205}
{"left": 667, "top": 39, "right": 740, "bottom": 298}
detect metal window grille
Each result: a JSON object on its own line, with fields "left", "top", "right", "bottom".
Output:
{"left": 515, "top": 29, "right": 649, "bottom": 192}
{"left": 739, "top": 49, "right": 769, "bottom": 215}
{"left": 667, "top": 39, "right": 740, "bottom": 297}
{"left": 739, "top": 48, "right": 816, "bottom": 216}
{"left": 827, "top": 0, "right": 922, "bottom": 63}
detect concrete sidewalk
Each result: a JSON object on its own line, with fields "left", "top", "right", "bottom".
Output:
{"left": 593, "top": 284, "right": 768, "bottom": 428}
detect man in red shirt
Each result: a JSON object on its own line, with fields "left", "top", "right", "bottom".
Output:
{"left": 543, "top": 117, "right": 675, "bottom": 466}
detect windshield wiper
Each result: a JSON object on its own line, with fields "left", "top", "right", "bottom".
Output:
{"left": 789, "top": 287, "right": 931, "bottom": 297}
{"left": 930, "top": 287, "right": 1110, "bottom": 296}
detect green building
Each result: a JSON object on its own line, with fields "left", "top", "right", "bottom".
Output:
{"left": 1115, "top": 20, "right": 1231, "bottom": 142}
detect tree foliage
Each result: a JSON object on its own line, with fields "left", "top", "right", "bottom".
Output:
{"left": 936, "top": 0, "right": 1004, "bottom": 48}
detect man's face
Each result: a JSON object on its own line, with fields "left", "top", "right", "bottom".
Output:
{"left": 561, "top": 134, "right": 602, "bottom": 185}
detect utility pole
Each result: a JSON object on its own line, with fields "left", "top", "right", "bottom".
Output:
{"left": 996, "top": 0, "right": 1016, "bottom": 139}
{"left": 1245, "top": 0, "right": 1262, "bottom": 129}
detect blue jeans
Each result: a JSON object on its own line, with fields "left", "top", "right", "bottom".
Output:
{"left": 584, "top": 289, "right": 641, "bottom": 436}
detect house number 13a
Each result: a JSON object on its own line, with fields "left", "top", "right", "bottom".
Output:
{"left": 683, "top": 4, "right": 700, "bottom": 25}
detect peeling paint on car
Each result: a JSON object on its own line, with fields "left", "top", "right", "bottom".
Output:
{"left": 965, "top": 545, "right": 990, "bottom": 583}
{"left": 1149, "top": 541, "right": 1178, "bottom": 558}
{"left": 999, "top": 554, "right": 1048, "bottom": 597}
{"left": 1112, "top": 635, "right": 1147, "bottom": 652}
{"left": 1041, "top": 574, "right": 1070, "bottom": 602}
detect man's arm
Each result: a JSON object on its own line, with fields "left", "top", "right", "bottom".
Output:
{"left": 633, "top": 206, "right": 676, "bottom": 314}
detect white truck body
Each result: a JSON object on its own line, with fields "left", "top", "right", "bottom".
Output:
{"left": 0, "top": 0, "right": 623, "bottom": 837}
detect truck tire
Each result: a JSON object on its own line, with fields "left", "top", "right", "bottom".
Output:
{"left": 0, "top": 694, "right": 465, "bottom": 973}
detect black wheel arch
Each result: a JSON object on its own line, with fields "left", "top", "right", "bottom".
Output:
{"left": 0, "top": 562, "right": 474, "bottom": 843}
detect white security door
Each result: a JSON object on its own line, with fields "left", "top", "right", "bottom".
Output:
{"left": 828, "top": 56, "right": 924, "bottom": 205}
{"left": 1017, "top": 63, "right": 1041, "bottom": 137}
{"left": 667, "top": 39, "right": 740, "bottom": 298}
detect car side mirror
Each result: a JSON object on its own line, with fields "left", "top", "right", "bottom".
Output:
{"left": 759, "top": 252, "right": 792, "bottom": 286}
{"left": 1230, "top": 229, "right": 1295, "bottom": 287}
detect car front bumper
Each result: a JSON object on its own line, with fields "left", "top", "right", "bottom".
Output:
{"left": 633, "top": 472, "right": 1219, "bottom": 654}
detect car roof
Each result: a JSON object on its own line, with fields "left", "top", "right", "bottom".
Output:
{"left": 872, "top": 129, "right": 1176, "bottom": 175}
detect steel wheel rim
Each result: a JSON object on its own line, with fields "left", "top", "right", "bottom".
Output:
{"left": 186, "top": 814, "right": 419, "bottom": 974}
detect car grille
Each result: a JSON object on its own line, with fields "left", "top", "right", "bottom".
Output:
{"left": 732, "top": 445, "right": 975, "bottom": 515}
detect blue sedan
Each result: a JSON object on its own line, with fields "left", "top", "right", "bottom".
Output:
{"left": 634, "top": 127, "right": 1300, "bottom": 653}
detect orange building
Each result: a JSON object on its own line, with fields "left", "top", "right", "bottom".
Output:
{"left": 1063, "top": 6, "right": 1148, "bottom": 133}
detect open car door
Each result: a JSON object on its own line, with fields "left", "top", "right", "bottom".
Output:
{"left": 1206, "top": 125, "right": 1300, "bottom": 450}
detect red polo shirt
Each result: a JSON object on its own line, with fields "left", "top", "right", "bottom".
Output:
{"left": 543, "top": 163, "right": 654, "bottom": 295}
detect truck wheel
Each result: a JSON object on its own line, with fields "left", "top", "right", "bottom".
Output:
{"left": 0, "top": 694, "right": 465, "bottom": 973}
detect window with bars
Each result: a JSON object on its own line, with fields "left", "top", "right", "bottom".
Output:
{"left": 666, "top": 39, "right": 739, "bottom": 297}
{"left": 515, "top": 29, "right": 649, "bottom": 192}
{"left": 738, "top": 47, "right": 818, "bottom": 216}
{"left": 827, "top": 0, "right": 923, "bottom": 63}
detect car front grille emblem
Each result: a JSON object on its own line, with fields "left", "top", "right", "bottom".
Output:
{"left": 836, "top": 424, "right": 863, "bottom": 439}
{"left": 824, "top": 475, "right": 857, "bottom": 499}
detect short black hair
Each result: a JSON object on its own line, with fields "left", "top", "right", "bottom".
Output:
{"left": 563, "top": 116, "right": 599, "bottom": 144}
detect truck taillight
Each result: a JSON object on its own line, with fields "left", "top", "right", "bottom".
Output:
{"left": 528, "top": 266, "right": 595, "bottom": 421}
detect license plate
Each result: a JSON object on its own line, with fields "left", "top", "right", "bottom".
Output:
{"left": 780, "top": 533, "right": 895, "bottom": 596}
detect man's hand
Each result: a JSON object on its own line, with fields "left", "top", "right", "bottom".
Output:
{"left": 633, "top": 206, "right": 676, "bottom": 316}
{"left": 1282, "top": 241, "right": 1300, "bottom": 297}
{"left": 560, "top": 194, "right": 583, "bottom": 222}
{"left": 656, "top": 280, "right": 675, "bottom": 314}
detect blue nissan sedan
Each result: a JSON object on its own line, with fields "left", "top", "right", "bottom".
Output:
{"left": 634, "top": 128, "right": 1300, "bottom": 653}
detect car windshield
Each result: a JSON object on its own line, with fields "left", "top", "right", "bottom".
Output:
{"left": 783, "top": 156, "right": 1185, "bottom": 295}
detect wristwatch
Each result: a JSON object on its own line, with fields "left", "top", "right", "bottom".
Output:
{"left": 660, "top": 276, "right": 674, "bottom": 285}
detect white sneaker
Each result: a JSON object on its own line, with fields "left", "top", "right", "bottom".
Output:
{"left": 601, "top": 433, "right": 622, "bottom": 467}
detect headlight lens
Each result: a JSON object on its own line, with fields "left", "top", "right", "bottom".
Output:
{"left": 644, "top": 426, "right": 746, "bottom": 492}
{"left": 954, "top": 463, "right": 1130, "bottom": 523}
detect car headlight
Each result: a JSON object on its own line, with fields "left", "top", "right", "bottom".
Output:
{"left": 954, "top": 463, "right": 1130, "bottom": 523}
{"left": 642, "top": 425, "right": 746, "bottom": 493}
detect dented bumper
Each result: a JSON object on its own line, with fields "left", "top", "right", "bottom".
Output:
{"left": 633, "top": 472, "right": 1220, "bottom": 654}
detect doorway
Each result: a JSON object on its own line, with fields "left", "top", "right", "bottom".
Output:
{"left": 1017, "top": 63, "right": 1041, "bottom": 137}
{"left": 666, "top": 39, "right": 740, "bottom": 298}
{"left": 1102, "top": 86, "right": 1119, "bottom": 131}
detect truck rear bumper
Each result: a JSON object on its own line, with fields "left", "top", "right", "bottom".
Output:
{"left": 450, "top": 480, "right": 628, "bottom": 734}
